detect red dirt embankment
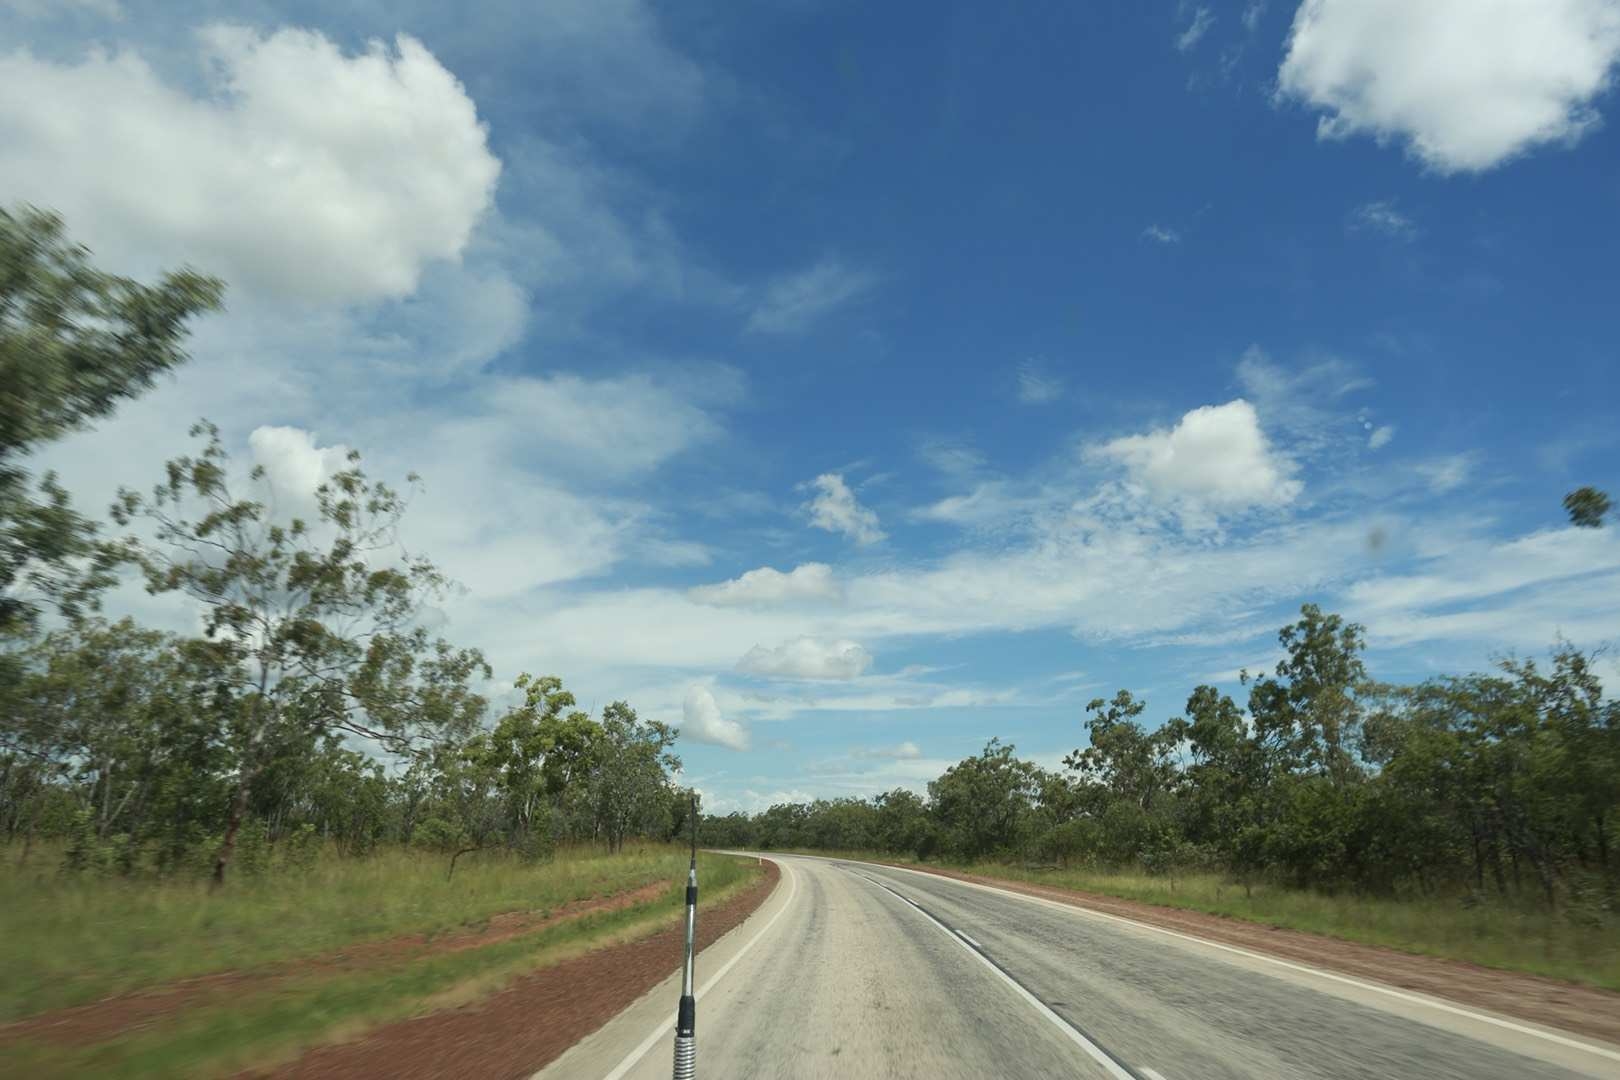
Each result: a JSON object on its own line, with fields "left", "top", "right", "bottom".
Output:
{"left": 253, "top": 858, "right": 780, "bottom": 1080}
{"left": 3, "top": 876, "right": 673, "bottom": 1046}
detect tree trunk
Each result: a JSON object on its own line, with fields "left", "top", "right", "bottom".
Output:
{"left": 211, "top": 767, "right": 258, "bottom": 890}
{"left": 447, "top": 845, "right": 480, "bottom": 881}
{"left": 98, "top": 759, "right": 115, "bottom": 838}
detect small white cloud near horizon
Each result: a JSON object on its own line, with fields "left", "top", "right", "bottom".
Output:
{"left": 805, "top": 473, "right": 886, "bottom": 545}
{"left": 0, "top": 26, "right": 500, "bottom": 303}
{"left": 1090, "top": 399, "right": 1302, "bottom": 511}
{"left": 745, "top": 256, "right": 877, "bottom": 335}
{"left": 1351, "top": 200, "right": 1417, "bottom": 240}
{"left": 1016, "top": 360, "right": 1065, "bottom": 404}
{"left": 688, "top": 562, "right": 840, "bottom": 607}
{"left": 681, "top": 684, "right": 749, "bottom": 750}
{"left": 1142, "top": 224, "right": 1182, "bottom": 244}
{"left": 1278, "top": 0, "right": 1620, "bottom": 173}
{"left": 852, "top": 741, "right": 922, "bottom": 760}
{"left": 1367, "top": 424, "right": 1396, "bottom": 450}
{"left": 737, "top": 637, "right": 874, "bottom": 680}
{"left": 1177, "top": 6, "right": 1216, "bottom": 51}
{"left": 3, "top": 0, "right": 122, "bottom": 17}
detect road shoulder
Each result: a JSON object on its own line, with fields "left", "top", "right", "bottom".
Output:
{"left": 533, "top": 856, "right": 794, "bottom": 1080}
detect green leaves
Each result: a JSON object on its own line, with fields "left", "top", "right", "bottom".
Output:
{"left": 0, "top": 206, "right": 223, "bottom": 456}
{"left": 1564, "top": 487, "right": 1611, "bottom": 528}
{"left": 104, "top": 425, "right": 490, "bottom": 883}
{"left": 0, "top": 205, "right": 221, "bottom": 637}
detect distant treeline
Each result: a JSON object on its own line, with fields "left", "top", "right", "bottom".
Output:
{"left": 705, "top": 605, "right": 1620, "bottom": 908}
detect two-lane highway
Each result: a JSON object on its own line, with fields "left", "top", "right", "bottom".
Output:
{"left": 538, "top": 855, "right": 1620, "bottom": 1079}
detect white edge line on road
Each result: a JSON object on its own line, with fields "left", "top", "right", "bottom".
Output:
{"left": 855, "top": 871, "right": 1138, "bottom": 1080}
{"left": 853, "top": 858, "right": 1620, "bottom": 1066}
{"left": 1139, "top": 1069, "right": 1170, "bottom": 1080}
{"left": 598, "top": 859, "right": 799, "bottom": 1080}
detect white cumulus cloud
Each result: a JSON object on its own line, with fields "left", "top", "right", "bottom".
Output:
{"left": 1089, "top": 399, "right": 1302, "bottom": 511}
{"left": 805, "top": 473, "right": 886, "bottom": 545}
{"left": 681, "top": 684, "right": 749, "bottom": 750}
{"left": 1367, "top": 424, "right": 1395, "bottom": 450}
{"left": 1278, "top": 0, "right": 1620, "bottom": 173}
{"left": 0, "top": 26, "right": 500, "bottom": 303}
{"left": 1142, "top": 224, "right": 1182, "bottom": 244}
{"left": 737, "top": 637, "right": 873, "bottom": 680}
{"left": 248, "top": 426, "right": 351, "bottom": 503}
{"left": 688, "top": 563, "right": 840, "bottom": 607}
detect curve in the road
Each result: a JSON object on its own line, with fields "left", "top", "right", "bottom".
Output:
{"left": 542, "top": 854, "right": 1620, "bottom": 1080}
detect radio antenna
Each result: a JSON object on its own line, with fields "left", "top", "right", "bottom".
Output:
{"left": 673, "top": 792, "right": 697, "bottom": 1079}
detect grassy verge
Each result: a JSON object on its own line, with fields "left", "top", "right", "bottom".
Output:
{"left": 775, "top": 848, "right": 1620, "bottom": 992}
{"left": 0, "top": 844, "right": 735, "bottom": 1021}
{"left": 1, "top": 849, "right": 760, "bottom": 1078}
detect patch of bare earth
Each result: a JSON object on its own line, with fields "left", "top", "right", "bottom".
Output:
{"left": 1, "top": 877, "right": 672, "bottom": 1046}
{"left": 893, "top": 862, "right": 1620, "bottom": 1047}
{"left": 247, "top": 858, "right": 780, "bottom": 1080}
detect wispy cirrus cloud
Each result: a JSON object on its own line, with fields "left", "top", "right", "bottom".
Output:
{"left": 1176, "top": 6, "right": 1215, "bottom": 52}
{"left": 1351, "top": 200, "right": 1417, "bottom": 240}
{"left": 1016, "top": 360, "right": 1064, "bottom": 404}
{"left": 745, "top": 256, "right": 878, "bottom": 334}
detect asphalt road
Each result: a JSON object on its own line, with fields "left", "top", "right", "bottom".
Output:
{"left": 537, "top": 855, "right": 1620, "bottom": 1080}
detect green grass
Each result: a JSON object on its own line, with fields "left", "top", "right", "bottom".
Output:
{"left": 0, "top": 843, "right": 747, "bottom": 1022}
{"left": 777, "top": 848, "right": 1620, "bottom": 992}
{"left": 0, "top": 849, "right": 762, "bottom": 1078}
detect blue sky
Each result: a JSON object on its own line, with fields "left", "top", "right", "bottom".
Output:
{"left": 5, "top": 0, "right": 1619, "bottom": 810}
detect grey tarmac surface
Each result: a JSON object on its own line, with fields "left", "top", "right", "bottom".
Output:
{"left": 536, "top": 855, "right": 1620, "bottom": 1080}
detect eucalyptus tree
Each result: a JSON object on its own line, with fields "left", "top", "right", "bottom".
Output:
{"left": 591, "top": 700, "right": 679, "bottom": 852}
{"left": 112, "top": 424, "right": 488, "bottom": 885}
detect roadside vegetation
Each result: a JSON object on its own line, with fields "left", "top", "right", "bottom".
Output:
{"left": 0, "top": 206, "right": 743, "bottom": 1071}
{"left": 1, "top": 844, "right": 753, "bottom": 1020}
{"left": 1, "top": 845, "right": 760, "bottom": 1077}
{"left": 707, "top": 601, "right": 1620, "bottom": 990}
